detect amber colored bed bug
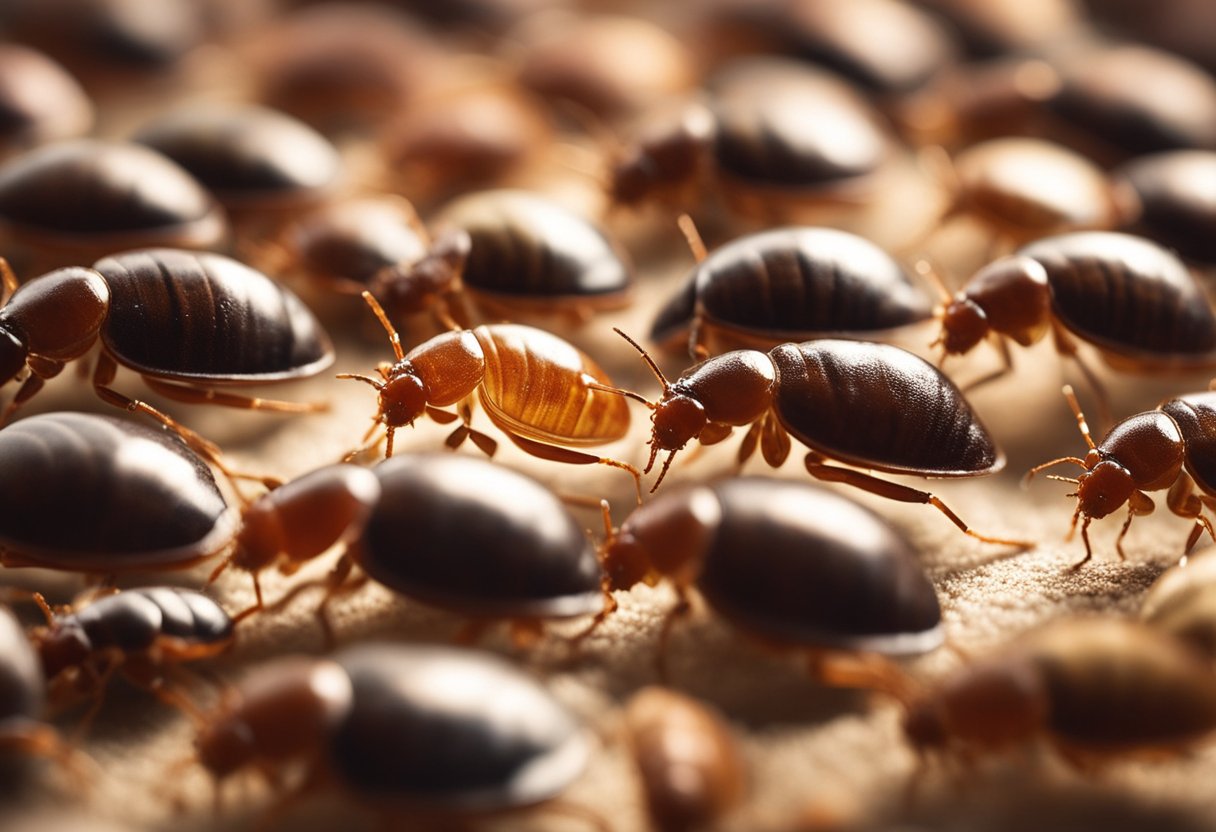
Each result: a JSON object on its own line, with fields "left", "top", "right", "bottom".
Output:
{"left": 0, "top": 44, "right": 92, "bottom": 160}
{"left": 0, "top": 139, "right": 226, "bottom": 272}
{"left": 624, "top": 686, "right": 747, "bottom": 832}
{"left": 1028, "top": 386, "right": 1216, "bottom": 567}
{"left": 1141, "top": 546, "right": 1216, "bottom": 660}
{"left": 342, "top": 292, "right": 639, "bottom": 493}
{"left": 0, "top": 412, "right": 238, "bottom": 576}
{"left": 1116, "top": 150, "right": 1216, "bottom": 266}
{"left": 650, "top": 225, "right": 932, "bottom": 356}
{"left": 605, "top": 332, "right": 1020, "bottom": 545}
{"left": 195, "top": 643, "right": 595, "bottom": 827}
{"left": 903, "top": 618, "right": 1216, "bottom": 769}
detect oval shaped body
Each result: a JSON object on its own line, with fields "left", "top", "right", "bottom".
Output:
{"left": 288, "top": 197, "right": 428, "bottom": 288}
{"left": 1118, "top": 150, "right": 1216, "bottom": 265}
{"left": 329, "top": 643, "right": 590, "bottom": 810}
{"left": 0, "top": 606, "right": 42, "bottom": 724}
{"left": 1098, "top": 410, "right": 1185, "bottom": 491}
{"left": 438, "top": 190, "right": 631, "bottom": 304}
{"left": 0, "top": 412, "right": 237, "bottom": 572}
{"left": 1019, "top": 232, "right": 1216, "bottom": 364}
{"left": 66, "top": 586, "right": 233, "bottom": 656}
{"left": 1159, "top": 392, "right": 1216, "bottom": 493}
{"left": 133, "top": 104, "right": 341, "bottom": 210}
{"left": 708, "top": 59, "right": 889, "bottom": 189}
{"left": 0, "top": 45, "right": 92, "bottom": 157}
{"left": 473, "top": 323, "right": 631, "bottom": 445}
{"left": 1142, "top": 547, "right": 1216, "bottom": 660}
{"left": 769, "top": 340, "right": 1001, "bottom": 476}
{"left": 0, "top": 139, "right": 224, "bottom": 255}
{"left": 357, "top": 454, "right": 603, "bottom": 617}
{"left": 93, "top": 248, "right": 334, "bottom": 382}
{"left": 689, "top": 478, "right": 942, "bottom": 654}
{"left": 651, "top": 227, "right": 930, "bottom": 347}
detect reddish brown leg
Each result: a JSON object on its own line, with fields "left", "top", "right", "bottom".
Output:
{"left": 735, "top": 419, "right": 763, "bottom": 468}
{"left": 567, "top": 580, "right": 619, "bottom": 653}
{"left": 959, "top": 335, "right": 1014, "bottom": 393}
{"left": 1069, "top": 514, "right": 1095, "bottom": 570}
{"left": 1052, "top": 324, "right": 1112, "bottom": 431}
{"left": 505, "top": 432, "right": 643, "bottom": 504}
{"left": 141, "top": 376, "right": 327, "bottom": 413}
{"left": 1115, "top": 489, "right": 1155, "bottom": 559}
{"left": 698, "top": 421, "right": 734, "bottom": 445}
{"left": 805, "top": 649, "right": 919, "bottom": 705}
{"left": 760, "top": 411, "right": 791, "bottom": 468}
{"left": 803, "top": 452, "right": 1032, "bottom": 547}
{"left": 1169, "top": 475, "right": 1216, "bottom": 554}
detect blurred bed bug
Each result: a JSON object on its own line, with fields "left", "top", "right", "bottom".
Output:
{"left": 650, "top": 224, "right": 932, "bottom": 356}
{"left": 1141, "top": 546, "right": 1216, "bottom": 660}
{"left": 624, "top": 686, "right": 747, "bottom": 832}
{"left": 0, "top": 412, "right": 237, "bottom": 576}
{"left": 604, "top": 331, "right": 1021, "bottom": 545}
{"left": 908, "top": 0, "right": 1083, "bottom": 58}
{"left": 903, "top": 617, "right": 1216, "bottom": 770}
{"left": 0, "top": 44, "right": 92, "bottom": 161}
{"left": 30, "top": 586, "right": 233, "bottom": 720}
{"left": 1116, "top": 150, "right": 1216, "bottom": 266}
{"left": 342, "top": 292, "right": 639, "bottom": 494}
{"left": 0, "top": 248, "right": 333, "bottom": 466}
{"left": 194, "top": 643, "right": 596, "bottom": 827}
{"left": 934, "top": 231, "right": 1216, "bottom": 420}
{"left": 593, "top": 477, "right": 942, "bottom": 687}
{"left": 606, "top": 99, "right": 717, "bottom": 214}
{"left": 0, "top": 139, "right": 226, "bottom": 272}
{"left": 1027, "top": 386, "right": 1216, "bottom": 567}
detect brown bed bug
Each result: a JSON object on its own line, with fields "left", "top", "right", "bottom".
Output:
{"left": 623, "top": 686, "right": 747, "bottom": 832}
{"left": 342, "top": 292, "right": 639, "bottom": 493}
{"left": 1116, "top": 150, "right": 1216, "bottom": 266}
{"left": 1028, "top": 386, "right": 1216, "bottom": 567}
{"left": 0, "top": 44, "right": 92, "bottom": 161}
{"left": 195, "top": 643, "right": 595, "bottom": 827}
{"left": 650, "top": 225, "right": 932, "bottom": 356}
{"left": 132, "top": 104, "right": 343, "bottom": 232}
{"left": 604, "top": 332, "right": 1020, "bottom": 544}
{"left": 0, "top": 248, "right": 334, "bottom": 463}
{"left": 30, "top": 586, "right": 234, "bottom": 718}
{"left": 1141, "top": 546, "right": 1216, "bottom": 660}
{"left": 0, "top": 140, "right": 227, "bottom": 272}
{"left": 0, "top": 412, "right": 238, "bottom": 576}
{"left": 934, "top": 231, "right": 1216, "bottom": 418}
{"left": 903, "top": 617, "right": 1216, "bottom": 770}
{"left": 607, "top": 99, "right": 717, "bottom": 213}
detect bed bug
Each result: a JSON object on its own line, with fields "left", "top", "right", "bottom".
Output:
{"left": 623, "top": 686, "right": 747, "bottom": 832}
{"left": 342, "top": 292, "right": 639, "bottom": 493}
{"left": 607, "top": 99, "right": 717, "bottom": 213}
{"left": 194, "top": 643, "right": 594, "bottom": 827}
{"left": 649, "top": 225, "right": 932, "bottom": 356}
{"left": 29, "top": 586, "right": 233, "bottom": 719}
{"left": 0, "top": 248, "right": 333, "bottom": 462}
{"left": 934, "top": 231, "right": 1216, "bottom": 417}
{"left": 903, "top": 617, "right": 1216, "bottom": 769}
{"left": 1141, "top": 546, "right": 1216, "bottom": 660}
{"left": 1116, "top": 150, "right": 1216, "bottom": 266}
{"left": 605, "top": 331, "right": 1020, "bottom": 545}
{"left": 0, "top": 139, "right": 226, "bottom": 272}
{"left": 1027, "top": 386, "right": 1216, "bottom": 567}
{"left": 0, "top": 412, "right": 238, "bottom": 576}
{"left": 0, "top": 44, "right": 92, "bottom": 160}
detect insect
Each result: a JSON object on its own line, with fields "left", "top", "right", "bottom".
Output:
{"left": 1141, "top": 545, "right": 1216, "bottom": 660}
{"left": 29, "top": 586, "right": 234, "bottom": 719}
{"left": 607, "top": 99, "right": 717, "bottom": 212}
{"left": 933, "top": 231, "right": 1216, "bottom": 418}
{"left": 342, "top": 292, "right": 639, "bottom": 493}
{"left": 0, "top": 139, "right": 225, "bottom": 272}
{"left": 0, "top": 44, "right": 92, "bottom": 160}
{"left": 903, "top": 617, "right": 1216, "bottom": 769}
{"left": 0, "top": 247, "right": 333, "bottom": 464}
{"left": 194, "top": 643, "right": 595, "bottom": 827}
{"left": 624, "top": 686, "right": 747, "bottom": 832}
{"left": 650, "top": 225, "right": 931, "bottom": 357}
{"left": 607, "top": 331, "right": 1019, "bottom": 545}
{"left": 0, "top": 412, "right": 238, "bottom": 576}
{"left": 1117, "top": 150, "right": 1216, "bottom": 266}
{"left": 248, "top": 454, "right": 605, "bottom": 645}
{"left": 594, "top": 477, "right": 943, "bottom": 686}
{"left": 1027, "top": 386, "right": 1216, "bottom": 567}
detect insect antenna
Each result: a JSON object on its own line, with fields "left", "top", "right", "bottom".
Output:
{"left": 613, "top": 328, "right": 671, "bottom": 392}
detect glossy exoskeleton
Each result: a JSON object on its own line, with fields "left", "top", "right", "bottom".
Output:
{"left": 1117, "top": 150, "right": 1216, "bottom": 266}
{"left": 0, "top": 44, "right": 92, "bottom": 160}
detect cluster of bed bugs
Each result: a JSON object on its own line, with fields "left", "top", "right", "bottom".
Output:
{"left": 1, "top": 2, "right": 1216, "bottom": 832}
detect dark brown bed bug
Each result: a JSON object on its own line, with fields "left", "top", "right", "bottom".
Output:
{"left": 0, "top": 139, "right": 226, "bottom": 272}
{"left": 935, "top": 232, "right": 1216, "bottom": 416}
{"left": 605, "top": 333, "right": 1020, "bottom": 544}
{"left": 30, "top": 586, "right": 233, "bottom": 715}
{"left": 607, "top": 99, "right": 717, "bottom": 213}
{"left": 1028, "top": 387, "right": 1216, "bottom": 566}
{"left": 195, "top": 643, "right": 594, "bottom": 826}
{"left": 903, "top": 617, "right": 1216, "bottom": 769}
{"left": 1116, "top": 150, "right": 1216, "bottom": 266}
{"left": 0, "top": 412, "right": 238, "bottom": 575}
{"left": 623, "top": 686, "right": 746, "bottom": 832}
{"left": 1141, "top": 546, "right": 1216, "bottom": 660}
{"left": 650, "top": 225, "right": 932, "bottom": 356}
{"left": 342, "top": 292, "right": 638, "bottom": 493}
{"left": 264, "top": 454, "right": 605, "bottom": 645}
{"left": 131, "top": 104, "right": 343, "bottom": 229}
{"left": 0, "top": 248, "right": 334, "bottom": 456}
{"left": 0, "top": 44, "right": 92, "bottom": 160}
